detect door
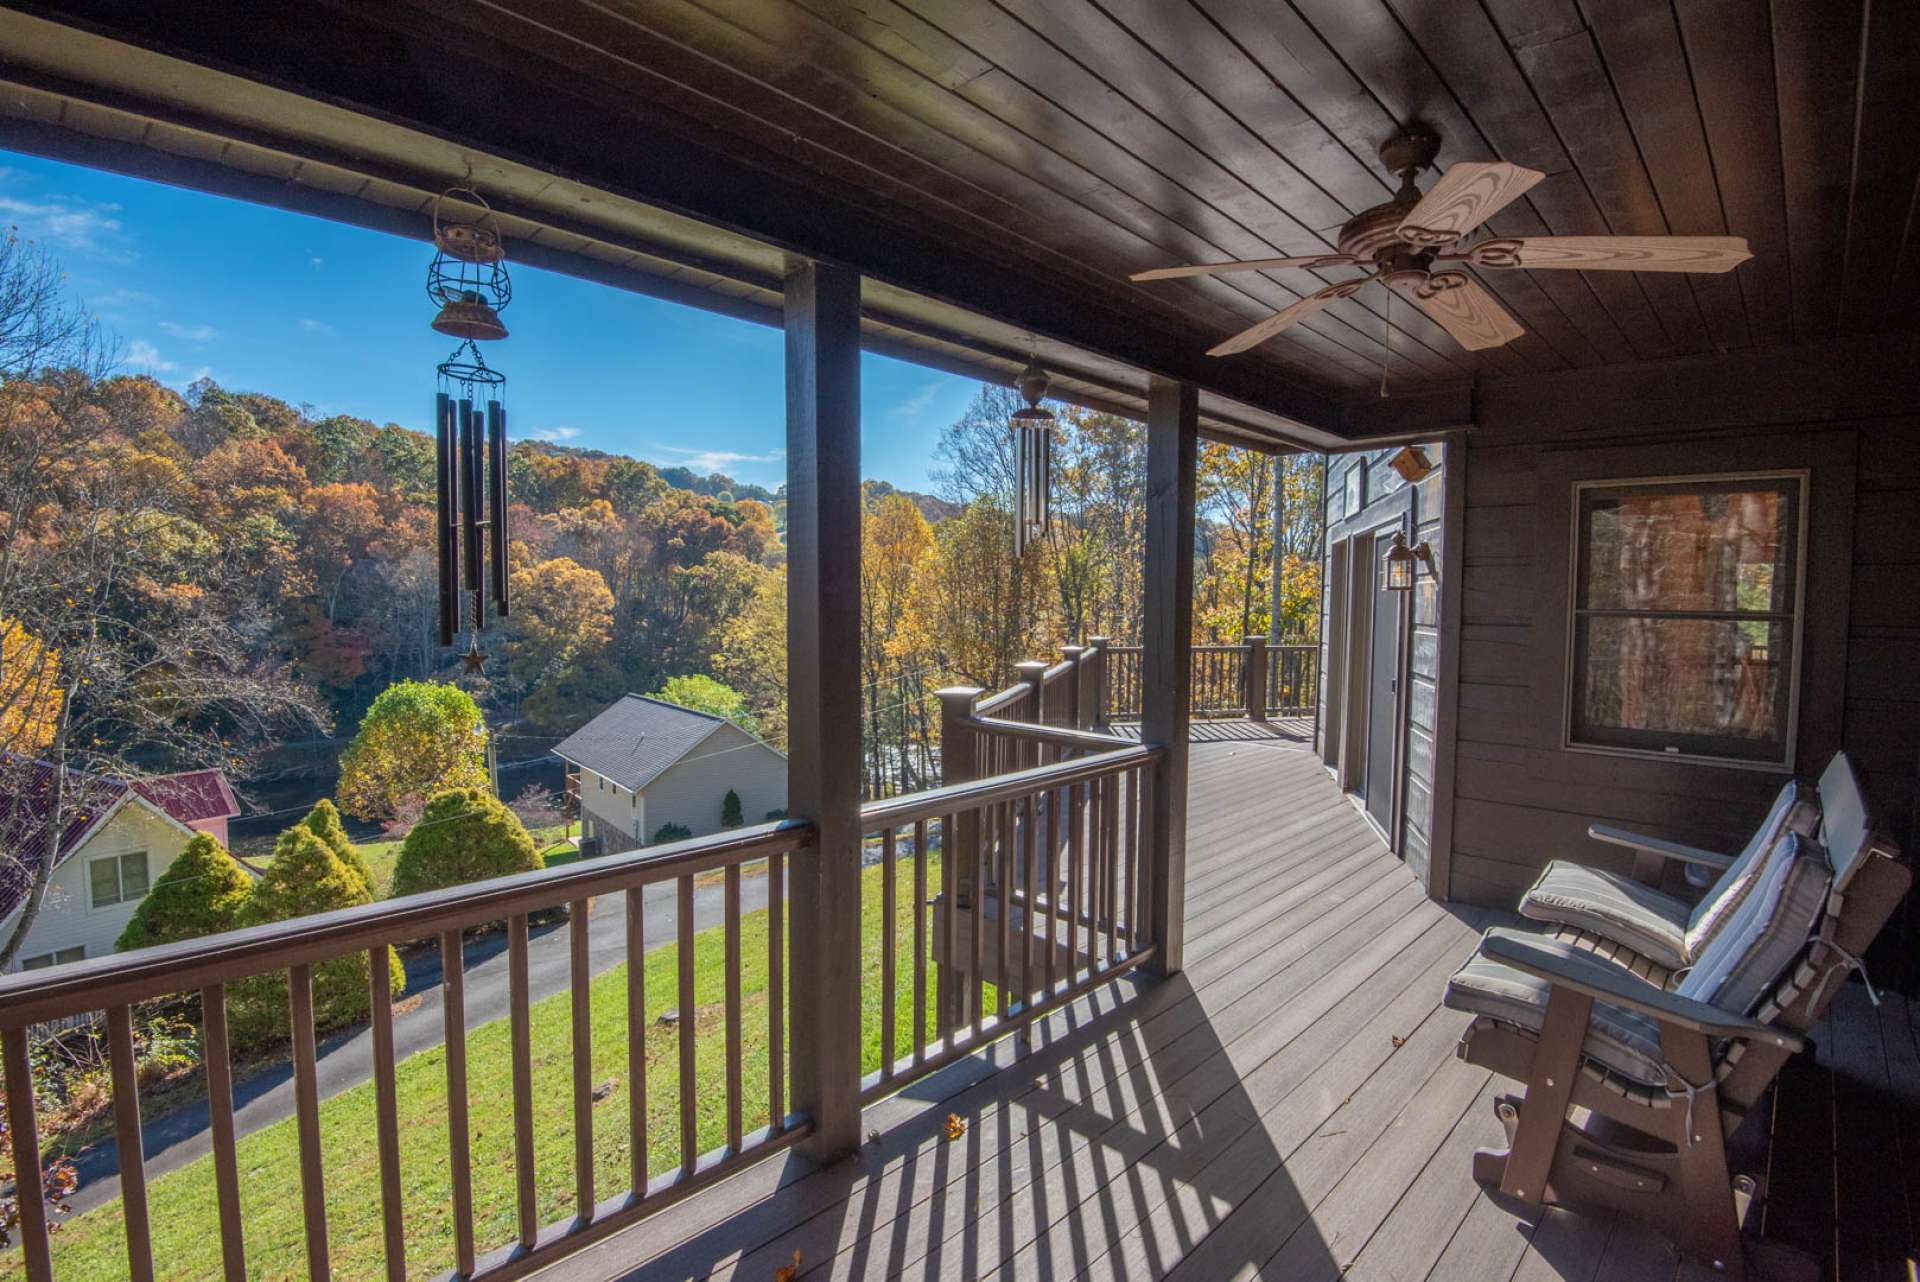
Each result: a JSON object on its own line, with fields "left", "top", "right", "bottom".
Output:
{"left": 1364, "top": 537, "right": 1403, "bottom": 832}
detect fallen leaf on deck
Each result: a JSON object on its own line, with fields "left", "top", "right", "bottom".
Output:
{"left": 775, "top": 1248, "right": 803, "bottom": 1281}
{"left": 945, "top": 1113, "right": 967, "bottom": 1141}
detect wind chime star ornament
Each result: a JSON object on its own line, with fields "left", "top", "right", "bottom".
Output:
{"left": 428, "top": 187, "right": 513, "bottom": 672}
{"left": 1010, "top": 360, "right": 1056, "bottom": 558}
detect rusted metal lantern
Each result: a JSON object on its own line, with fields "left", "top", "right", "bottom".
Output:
{"left": 1010, "top": 360, "right": 1057, "bottom": 557}
{"left": 427, "top": 187, "right": 512, "bottom": 342}
{"left": 1381, "top": 528, "right": 1435, "bottom": 591}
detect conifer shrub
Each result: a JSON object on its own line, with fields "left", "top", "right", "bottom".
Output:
{"left": 651, "top": 822, "right": 692, "bottom": 844}
{"left": 721, "top": 789, "right": 743, "bottom": 829}
{"left": 115, "top": 833, "right": 252, "bottom": 953}
{"left": 390, "top": 787, "right": 540, "bottom": 898}
{"left": 229, "top": 828, "right": 404, "bottom": 1049}
{"left": 300, "top": 798, "right": 376, "bottom": 896}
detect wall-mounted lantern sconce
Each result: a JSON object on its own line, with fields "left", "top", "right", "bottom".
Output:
{"left": 1382, "top": 529, "right": 1437, "bottom": 592}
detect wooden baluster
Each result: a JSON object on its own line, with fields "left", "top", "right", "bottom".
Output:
{"left": 995, "top": 799, "right": 1011, "bottom": 1020}
{"left": 913, "top": 818, "right": 929, "bottom": 1065}
{"left": 570, "top": 900, "right": 595, "bottom": 1221}
{"left": 881, "top": 827, "right": 897, "bottom": 1078}
{"left": 289, "top": 964, "right": 331, "bottom": 1280}
{"left": 1134, "top": 763, "right": 1154, "bottom": 952}
{"left": 508, "top": 914, "right": 537, "bottom": 1250}
{"left": 441, "top": 931, "right": 476, "bottom": 1276}
{"left": 1021, "top": 792, "right": 1037, "bottom": 1012}
{"left": 1044, "top": 780, "right": 1060, "bottom": 998}
{"left": 202, "top": 984, "right": 247, "bottom": 1282}
{"left": 1068, "top": 780, "right": 1085, "bottom": 981}
{"left": 625, "top": 887, "right": 648, "bottom": 1193}
{"left": 367, "top": 950, "right": 405, "bottom": 1279}
{"left": 106, "top": 1004, "right": 155, "bottom": 1282}
{"left": 969, "top": 805, "right": 985, "bottom": 1036}
{"left": 677, "top": 874, "right": 697, "bottom": 1172}
{"left": 725, "top": 865, "right": 743, "bottom": 1153}
{"left": 1104, "top": 775, "right": 1121, "bottom": 964}
{"left": 3, "top": 1026, "right": 52, "bottom": 1282}
{"left": 768, "top": 852, "right": 785, "bottom": 1131}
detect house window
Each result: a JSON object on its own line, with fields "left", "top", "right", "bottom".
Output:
{"left": 20, "top": 946, "right": 84, "bottom": 971}
{"left": 88, "top": 852, "right": 150, "bottom": 908}
{"left": 1568, "top": 472, "right": 1806, "bottom": 767}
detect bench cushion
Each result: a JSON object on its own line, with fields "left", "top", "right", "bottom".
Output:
{"left": 1683, "top": 780, "right": 1818, "bottom": 956}
{"left": 1678, "top": 830, "right": 1831, "bottom": 1015}
{"left": 1518, "top": 863, "right": 1691, "bottom": 970}
{"left": 1443, "top": 927, "right": 1666, "bottom": 1086}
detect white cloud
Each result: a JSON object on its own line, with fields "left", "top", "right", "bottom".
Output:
{"left": 298, "top": 318, "right": 336, "bottom": 336}
{"left": 0, "top": 194, "right": 130, "bottom": 257}
{"left": 159, "top": 321, "right": 217, "bottom": 343}
{"left": 530, "top": 425, "right": 581, "bottom": 442}
{"left": 89, "top": 287, "right": 154, "bottom": 314}
{"left": 654, "top": 445, "right": 785, "bottom": 475}
{"left": 890, "top": 379, "right": 943, "bottom": 419}
{"left": 124, "top": 339, "right": 176, "bottom": 372}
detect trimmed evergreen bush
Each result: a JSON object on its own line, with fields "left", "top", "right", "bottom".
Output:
{"left": 116, "top": 833, "right": 252, "bottom": 952}
{"left": 651, "top": 822, "right": 692, "bottom": 844}
{"left": 301, "top": 798, "right": 376, "bottom": 896}
{"left": 721, "top": 789, "right": 743, "bottom": 829}
{"left": 390, "top": 787, "right": 541, "bottom": 898}
{"left": 229, "top": 828, "right": 404, "bottom": 1050}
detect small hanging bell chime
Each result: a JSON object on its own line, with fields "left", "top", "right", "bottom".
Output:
{"left": 1010, "top": 360, "right": 1056, "bottom": 557}
{"left": 429, "top": 187, "right": 512, "bottom": 652}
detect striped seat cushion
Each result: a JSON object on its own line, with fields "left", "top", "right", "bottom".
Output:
{"left": 1444, "top": 926, "right": 1666, "bottom": 1085}
{"left": 1518, "top": 863, "right": 1692, "bottom": 970}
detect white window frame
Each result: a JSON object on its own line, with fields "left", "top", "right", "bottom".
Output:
{"left": 1563, "top": 469, "right": 1809, "bottom": 772}
{"left": 88, "top": 850, "right": 150, "bottom": 909}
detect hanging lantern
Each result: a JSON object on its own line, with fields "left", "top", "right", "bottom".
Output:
{"left": 427, "top": 187, "right": 512, "bottom": 342}
{"left": 434, "top": 340, "right": 511, "bottom": 649}
{"left": 1010, "top": 360, "right": 1056, "bottom": 557}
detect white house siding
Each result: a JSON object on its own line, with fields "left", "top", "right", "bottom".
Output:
{"left": 2, "top": 804, "right": 189, "bottom": 971}
{"left": 638, "top": 723, "right": 786, "bottom": 840}
{"left": 580, "top": 772, "right": 644, "bottom": 855}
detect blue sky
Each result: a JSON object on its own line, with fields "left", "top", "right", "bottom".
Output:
{"left": 0, "top": 150, "right": 984, "bottom": 490}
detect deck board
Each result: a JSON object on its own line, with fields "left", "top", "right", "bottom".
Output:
{"left": 542, "top": 741, "right": 1901, "bottom": 1282}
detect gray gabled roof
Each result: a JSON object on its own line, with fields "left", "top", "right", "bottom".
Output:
{"left": 551, "top": 694, "right": 755, "bottom": 794}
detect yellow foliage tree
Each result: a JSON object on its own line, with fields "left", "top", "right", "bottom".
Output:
{"left": 0, "top": 617, "right": 62, "bottom": 753}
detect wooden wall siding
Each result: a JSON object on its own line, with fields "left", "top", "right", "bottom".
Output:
{"left": 1443, "top": 339, "right": 1920, "bottom": 988}
{"left": 1322, "top": 445, "right": 1447, "bottom": 889}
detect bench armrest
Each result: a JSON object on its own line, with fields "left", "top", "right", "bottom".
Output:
{"left": 1588, "top": 824, "right": 1736, "bottom": 872}
{"left": 1479, "top": 932, "right": 1803, "bottom": 1053}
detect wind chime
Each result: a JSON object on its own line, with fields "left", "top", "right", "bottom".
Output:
{"left": 428, "top": 188, "right": 512, "bottom": 668}
{"left": 1010, "top": 360, "right": 1056, "bottom": 557}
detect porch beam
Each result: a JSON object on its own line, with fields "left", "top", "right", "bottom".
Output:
{"left": 783, "top": 257, "right": 864, "bottom": 1162}
{"left": 1142, "top": 377, "right": 1197, "bottom": 976}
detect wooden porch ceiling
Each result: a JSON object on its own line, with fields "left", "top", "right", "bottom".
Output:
{"left": 1, "top": 1, "right": 1913, "bottom": 444}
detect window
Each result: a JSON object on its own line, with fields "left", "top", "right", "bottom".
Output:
{"left": 20, "top": 946, "right": 84, "bottom": 971}
{"left": 88, "top": 852, "right": 150, "bottom": 908}
{"left": 1568, "top": 472, "right": 1806, "bottom": 767}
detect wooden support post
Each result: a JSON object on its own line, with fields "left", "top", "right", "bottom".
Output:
{"left": 1142, "top": 378, "right": 1196, "bottom": 977}
{"left": 1086, "top": 636, "right": 1110, "bottom": 730}
{"left": 1059, "top": 645, "right": 1085, "bottom": 730}
{"left": 936, "top": 686, "right": 984, "bottom": 1032}
{"left": 783, "top": 257, "right": 863, "bottom": 1163}
{"left": 1243, "top": 633, "right": 1268, "bottom": 722}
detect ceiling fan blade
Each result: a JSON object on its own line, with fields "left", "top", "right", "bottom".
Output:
{"left": 1388, "top": 271, "right": 1527, "bottom": 351}
{"left": 1207, "top": 276, "right": 1375, "bottom": 357}
{"left": 1450, "top": 235, "right": 1752, "bottom": 273}
{"left": 1131, "top": 254, "right": 1355, "bottom": 282}
{"left": 1396, "top": 161, "right": 1545, "bottom": 246}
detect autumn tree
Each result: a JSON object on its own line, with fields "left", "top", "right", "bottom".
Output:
{"left": 337, "top": 679, "right": 489, "bottom": 821}
{"left": 505, "top": 555, "right": 616, "bottom": 730}
{"left": 713, "top": 570, "right": 787, "bottom": 748}
{"left": 861, "top": 492, "right": 935, "bottom": 796}
{"left": 651, "top": 673, "right": 757, "bottom": 735}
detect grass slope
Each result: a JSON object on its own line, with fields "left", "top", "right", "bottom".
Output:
{"left": 29, "top": 851, "right": 950, "bottom": 1281}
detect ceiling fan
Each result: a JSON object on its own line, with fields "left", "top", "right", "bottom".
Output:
{"left": 1132, "top": 129, "right": 1752, "bottom": 358}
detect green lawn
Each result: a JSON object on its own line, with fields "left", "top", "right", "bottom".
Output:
{"left": 27, "top": 848, "right": 956, "bottom": 1281}
{"left": 352, "top": 823, "right": 577, "bottom": 896}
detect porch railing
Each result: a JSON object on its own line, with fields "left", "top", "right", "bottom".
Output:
{"left": 0, "top": 823, "right": 811, "bottom": 1282}
{"left": 1096, "top": 634, "right": 1317, "bottom": 723}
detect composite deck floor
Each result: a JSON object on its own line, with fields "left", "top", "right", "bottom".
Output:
{"left": 545, "top": 740, "right": 1915, "bottom": 1282}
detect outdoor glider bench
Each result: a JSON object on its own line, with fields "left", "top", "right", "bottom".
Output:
{"left": 1444, "top": 753, "right": 1910, "bottom": 1278}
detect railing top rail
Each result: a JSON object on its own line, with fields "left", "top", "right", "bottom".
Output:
{"left": 860, "top": 743, "right": 1161, "bottom": 830}
{"left": 958, "top": 716, "right": 1132, "bottom": 753}
{"left": 1041, "top": 659, "right": 1075, "bottom": 683}
{"left": 974, "top": 683, "right": 1029, "bottom": 715}
{"left": 0, "top": 821, "right": 812, "bottom": 1028}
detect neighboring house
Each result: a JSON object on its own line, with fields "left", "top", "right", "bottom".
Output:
{"left": 554, "top": 695, "right": 786, "bottom": 854}
{"left": 0, "top": 763, "right": 239, "bottom": 972}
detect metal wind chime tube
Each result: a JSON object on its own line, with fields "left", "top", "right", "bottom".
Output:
{"left": 1010, "top": 360, "right": 1057, "bottom": 557}
{"left": 427, "top": 186, "right": 513, "bottom": 654}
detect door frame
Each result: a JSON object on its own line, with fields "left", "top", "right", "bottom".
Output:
{"left": 1325, "top": 484, "right": 1416, "bottom": 854}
